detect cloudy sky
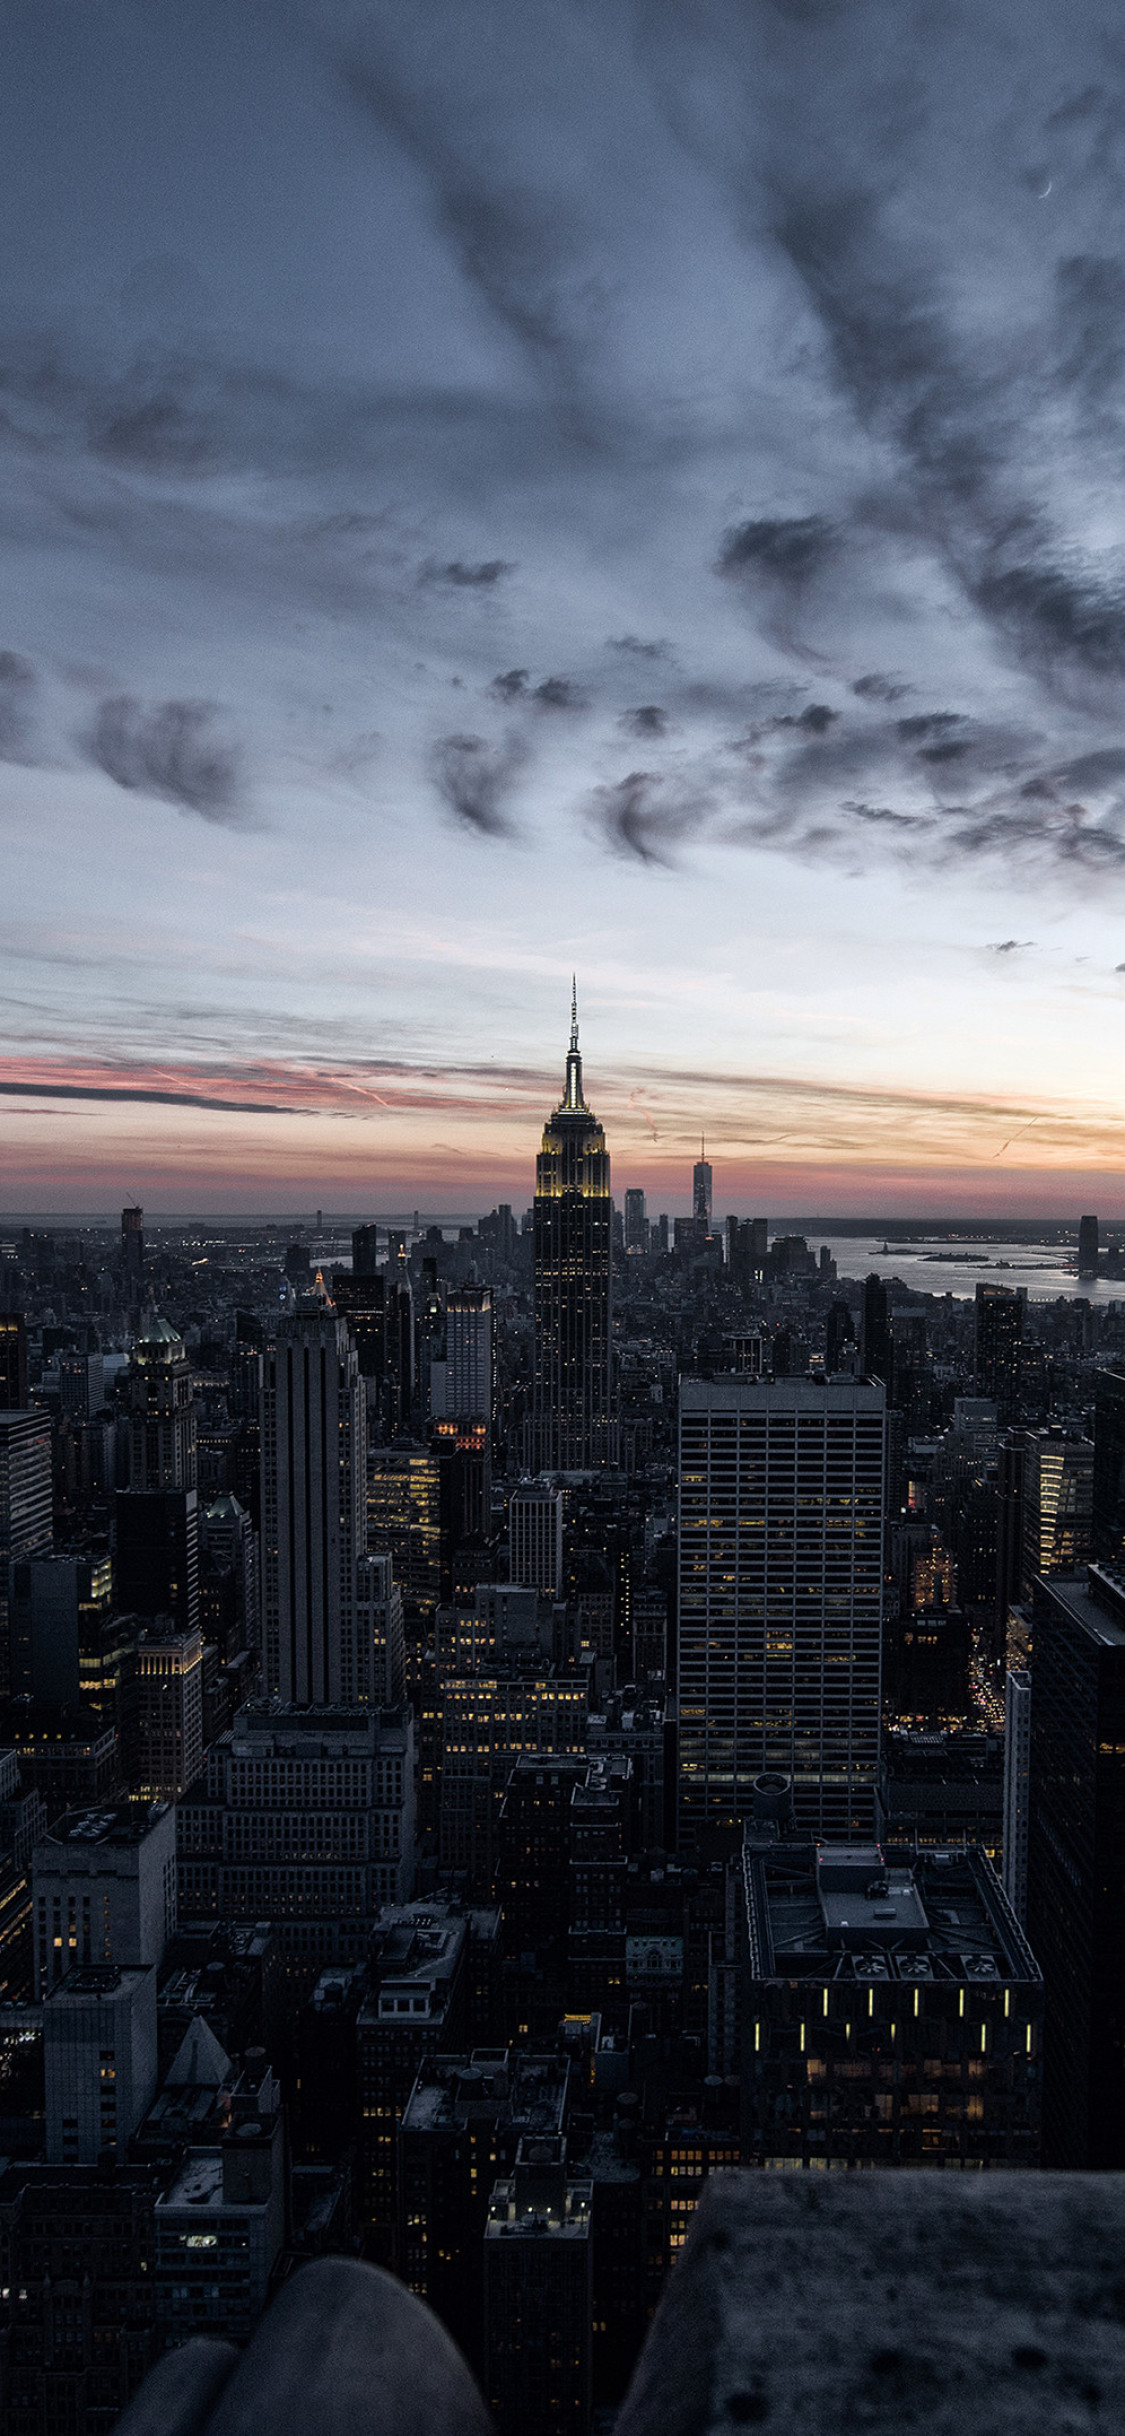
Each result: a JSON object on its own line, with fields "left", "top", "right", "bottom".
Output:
{"left": 6, "top": 0, "right": 1125, "bottom": 1216}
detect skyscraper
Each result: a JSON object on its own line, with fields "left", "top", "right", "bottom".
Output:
{"left": 1079, "top": 1213, "right": 1100, "bottom": 1280}
{"left": 1093, "top": 1369, "right": 1125, "bottom": 1564}
{"left": 677, "top": 1375, "right": 886, "bottom": 1842}
{"left": 126, "top": 1317, "right": 196, "bottom": 1492}
{"left": 692, "top": 1141, "right": 712, "bottom": 1227}
{"left": 0, "top": 1313, "right": 29, "bottom": 1411}
{"left": 0, "top": 1407, "right": 53, "bottom": 1697}
{"left": 975, "top": 1281, "right": 1023, "bottom": 1423}
{"left": 445, "top": 1287, "right": 493, "bottom": 1422}
{"left": 120, "top": 1205, "right": 144, "bottom": 1287}
{"left": 261, "top": 1285, "right": 367, "bottom": 1703}
{"left": 624, "top": 1188, "right": 647, "bottom": 1252}
{"left": 532, "top": 988, "right": 614, "bottom": 1470}
{"left": 1027, "top": 1563, "right": 1125, "bottom": 2167}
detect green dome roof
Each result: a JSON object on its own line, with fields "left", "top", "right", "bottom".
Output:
{"left": 131, "top": 1314, "right": 185, "bottom": 1364}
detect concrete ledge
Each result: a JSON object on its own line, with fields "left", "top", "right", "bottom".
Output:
{"left": 618, "top": 2172, "right": 1125, "bottom": 2436}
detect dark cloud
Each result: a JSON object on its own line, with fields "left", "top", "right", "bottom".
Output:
{"left": 532, "top": 676, "right": 585, "bottom": 710}
{"left": 716, "top": 515, "right": 836, "bottom": 585}
{"left": 84, "top": 697, "right": 245, "bottom": 823}
{"left": 988, "top": 938, "right": 1034, "bottom": 952}
{"left": 592, "top": 770, "right": 711, "bottom": 865}
{"left": 341, "top": 50, "right": 589, "bottom": 378}
{"left": 431, "top": 732, "right": 527, "bottom": 835}
{"left": 419, "top": 558, "right": 514, "bottom": 586}
{"left": 621, "top": 705, "right": 669, "bottom": 736}
{"left": 93, "top": 389, "right": 218, "bottom": 472}
{"left": 608, "top": 636, "right": 670, "bottom": 659}
{"left": 0, "top": 651, "right": 36, "bottom": 761}
{"left": 489, "top": 669, "right": 530, "bottom": 701}
{"left": 852, "top": 675, "right": 910, "bottom": 703}
{"left": 0, "top": 1076, "right": 294, "bottom": 1114}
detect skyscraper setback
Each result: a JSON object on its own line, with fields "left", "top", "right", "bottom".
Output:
{"left": 531, "top": 990, "right": 614, "bottom": 1470}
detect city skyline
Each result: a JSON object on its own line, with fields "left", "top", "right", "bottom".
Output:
{"left": 6, "top": 3, "right": 1125, "bottom": 1213}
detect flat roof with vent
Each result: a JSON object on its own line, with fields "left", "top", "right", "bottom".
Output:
{"left": 744, "top": 1836, "right": 1040, "bottom": 1986}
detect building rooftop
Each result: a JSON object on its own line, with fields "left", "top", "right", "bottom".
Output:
{"left": 41, "top": 1799, "right": 170, "bottom": 1849}
{"left": 744, "top": 1836, "right": 1040, "bottom": 1985}
{"left": 47, "top": 1962, "right": 152, "bottom": 2003}
{"left": 1036, "top": 1565, "right": 1125, "bottom": 1650}
{"left": 159, "top": 2149, "right": 225, "bottom": 2211}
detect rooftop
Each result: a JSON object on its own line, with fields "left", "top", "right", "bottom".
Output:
{"left": 42, "top": 1799, "right": 170, "bottom": 1849}
{"left": 744, "top": 1836, "right": 1040, "bottom": 1985}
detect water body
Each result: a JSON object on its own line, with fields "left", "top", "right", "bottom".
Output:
{"left": 816, "top": 1237, "right": 1123, "bottom": 1306}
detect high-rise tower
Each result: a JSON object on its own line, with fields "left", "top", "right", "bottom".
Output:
{"left": 532, "top": 986, "right": 615, "bottom": 1471}
{"left": 261, "top": 1284, "right": 367, "bottom": 1703}
{"left": 692, "top": 1139, "right": 712, "bottom": 1227}
{"left": 677, "top": 1375, "right": 886, "bottom": 1842}
{"left": 126, "top": 1317, "right": 196, "bottom": 1492}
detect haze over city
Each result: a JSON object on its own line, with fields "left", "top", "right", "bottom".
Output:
{"left": 5, "top": 0, "right": 1125, "bottom": 1212}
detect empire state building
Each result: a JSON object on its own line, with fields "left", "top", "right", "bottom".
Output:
{"left": 532, "top": 987, "right": 615, "bottom": 1469}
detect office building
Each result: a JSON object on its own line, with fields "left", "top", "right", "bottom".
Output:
{"left": 439, "top": 1673, "right": 587, "bottom": 1887}
{"left": 154, "top": 2058, "right": 286, "bottom": 2345}
{"left": 532, "top": 989, "right": 615, "bottom": 1471}
{"left": 875, "top": 1729, "right": 1003, "bottom": 1867}
{"left": 331, "top": 1266, "right": 386, "bottom": 1384}
{"left": 1093, "top": 1370, "right": 1125, "bottom": 1564}
{"left": 44, "top": 1960, "right": 157, "bottom": 2163}
{"left": 400, "top": 2050, "right": 569, "bottom": 2375}
{"left": 860, "top": 1275, "right": 891, "bottom": 1390}
{"left": 2, "top": 1703, "right": 120, "bottom": 1818}
{"left": 7, "top": 1551, "right": 114, "bottom": 1706}
{"left": 1021, "top": 1428, "right": 1094, "bottom": 1586}
{"left": 121, "top": 1204, "right": 145, "bottom": 1285}
{"left": 115, "top": 1487, "right": 199, "bottom": 1637}
{"left": 509, "top": 1481, "right": 565, "bottom": 1597}
{"left": 741, "top": 1827, "right": 1041, "bottom": 2168}
{"left": 126, "top": 1316, "right": 196, "bottom": 1490}
{"left": 358, "top": 1900, "right": 469, "bottom": 2243}
{"left": 177, "top": 1702, "right": 415, "bottom": 1974}
{"left": 1027, "top": 1563, "right": 1125, "bottom": 2167}
{"left": 58, "top": 1348, "right": 104, "bottom": 1421}
{"left": 727, "top": 1216, "right": 767, "bottom": 1288}
{"left": 1003, "top": 1668, "right": 1031, "bottom": 1925}
{"left": 0, "top": 2164, "right": 160, "bottom": 2436}
{"left": 369, "top": 1444, "right": 442, "bottom": 1619}
{"left": 32, "top": 1799, "right": 177, "bottom": 1996}
{"left": 678, "top": 1376, "right": 885, "bottom": 1842}
{"left": 261, "top": 1286, "right": 365, "bottom": 1703}
{"left": 484, "top": 2142, "right": 593, "bottom": 2436}
{"left": 1079, "top": 1213, "right": 1100, "bottom": 1279}
{"left": 352, "top": 1222, "right": 380, "bottom": 1275}
{"left": 444, "top": 1286, "right": 493, "bottom": 1421}
{"left": 0, "top": 1408, "right": 53, "bottom": 1691}
{"left": 623, "top": 1189, "right": 647, "bottom": 1253}
{"left": 355, "top": 1550, "right": 406, "bottom": 1703}
{"left": 692, "top": 1142, "right": 712, "bottom": 1227}
{"left": 975, "top": 1282, "right": 1023, "bottom": 1423}
{"left": 199, "top": 1491, "right": 259, "bottom": 1660}
{"left": 129, "top": 1625, "right": 205, "bottom": 1799}
{"left": 0, "top": 1311, "right": 29, "bottom": 1410}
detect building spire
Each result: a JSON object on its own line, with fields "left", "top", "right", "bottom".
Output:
{"left": 564, "top": 977, "right": 585, "bottom": 1111}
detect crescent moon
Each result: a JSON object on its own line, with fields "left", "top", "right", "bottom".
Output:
{"left": 1038, "top": 179, "right": 1053, "bottom": 198}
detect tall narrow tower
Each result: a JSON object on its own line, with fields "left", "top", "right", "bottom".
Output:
{"left": 692, "top": 1138, "right": 712, "bottom": 1228}
{"left": 532, "top": 986, "right": 615, "bottom": 1470}
{"left": 261, "top": 1283, "right": 367, "bottom": 1703}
